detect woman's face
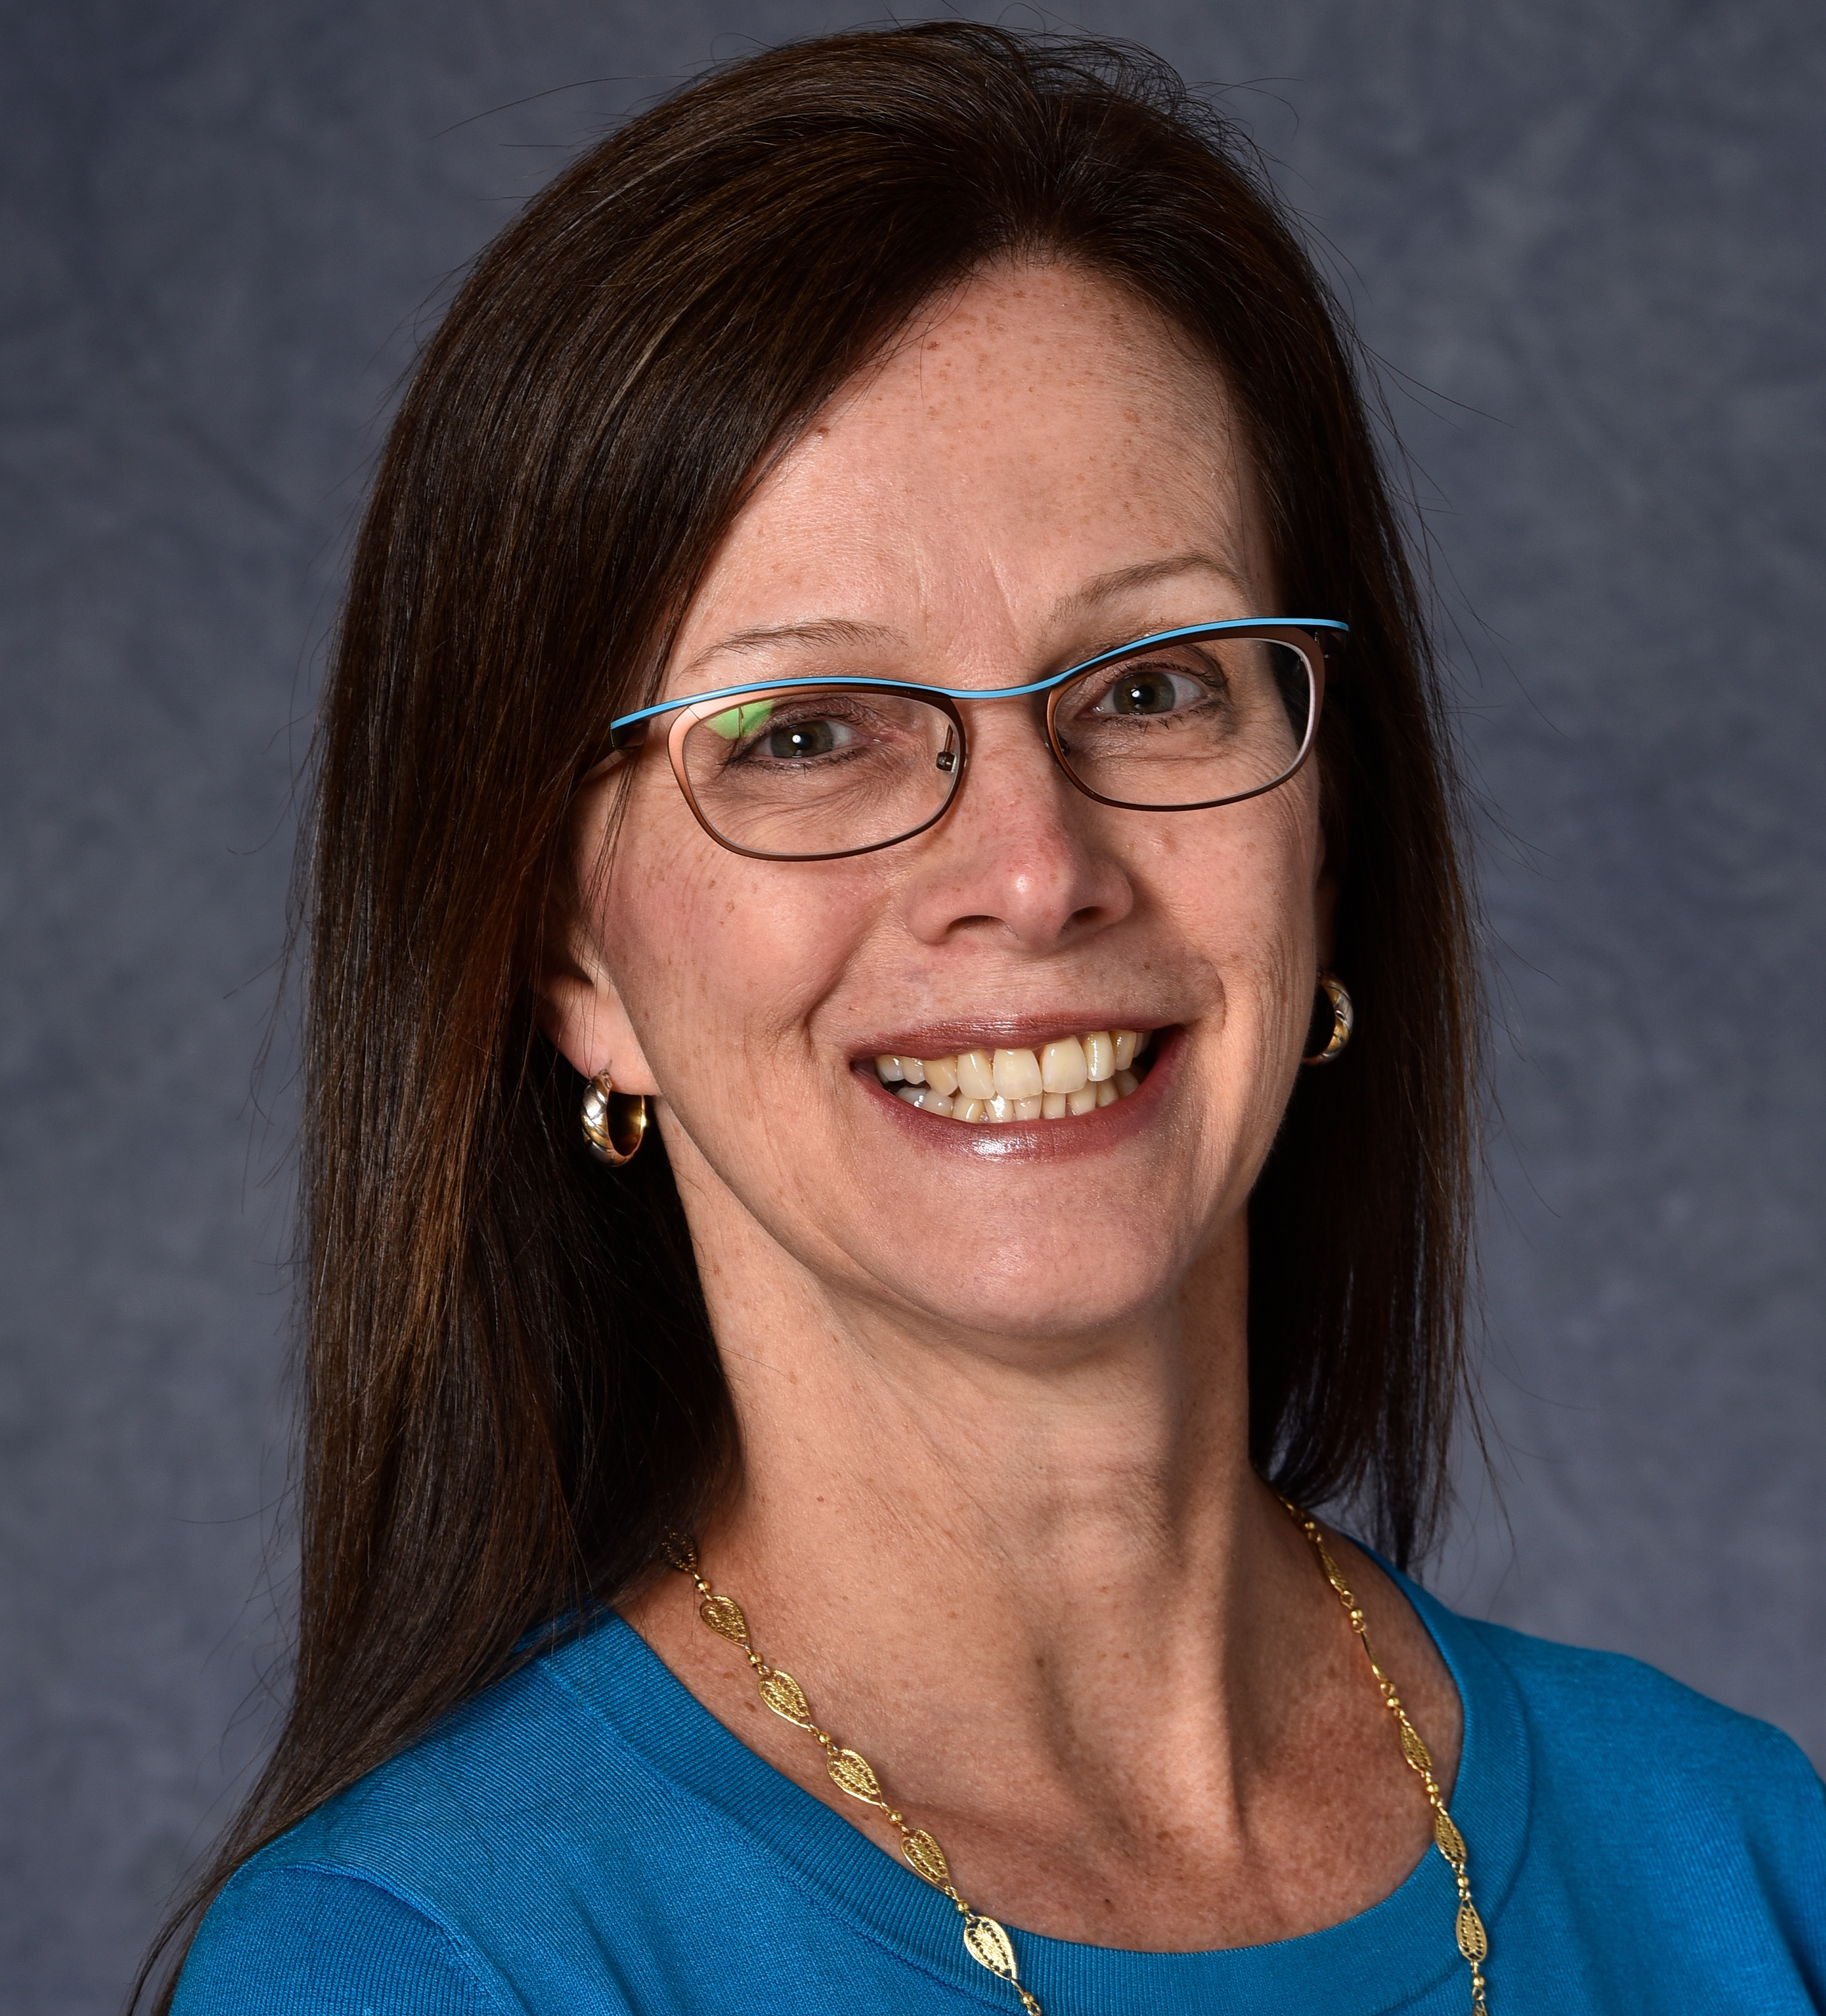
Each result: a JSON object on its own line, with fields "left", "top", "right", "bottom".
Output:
{"left": 557, "top": 260, "right": 1330, "bottom": 1345}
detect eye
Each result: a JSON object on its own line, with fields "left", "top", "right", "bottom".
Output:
{"left": 701, "top": 698, "right": 867, "bottom": 762}
{"left": 1090, "top": 663, "right": 1213, "bottom": 717}
{"left": 757, "top": 715, "right": 857, "bottom": 760}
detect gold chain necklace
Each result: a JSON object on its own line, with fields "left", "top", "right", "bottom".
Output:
{"left": 1275, "top": 1500, "right": 1490, "bottom": 2013}
{"left": 664, "top": 1501, "right": 1489, "bottom": 2015}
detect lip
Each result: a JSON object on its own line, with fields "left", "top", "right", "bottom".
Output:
{"left": 847, "top": 1014, "right": 1171, "bottom": 1066}
{"left": 858, "top": 1025, "right": 1183, "bottom": 1162}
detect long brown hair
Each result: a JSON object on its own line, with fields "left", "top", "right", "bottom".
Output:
{"left": 140, "top": 23, "right": 1479, "bottom": 2006}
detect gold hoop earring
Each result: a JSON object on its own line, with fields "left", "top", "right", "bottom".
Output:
{"left": 1302, "top": 972, "right": 1354, "bottom": 1067}
{"left": 581, "top": 1071, "right": 649, "bottom": 1165}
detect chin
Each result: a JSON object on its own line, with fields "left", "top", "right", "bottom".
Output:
{"left": 868, "top": 1246, "right": 1187, "bottom": 1347}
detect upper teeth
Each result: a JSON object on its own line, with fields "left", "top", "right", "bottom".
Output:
{"left": 873, "top": 1030, "right": 1151, "bottom": 1123}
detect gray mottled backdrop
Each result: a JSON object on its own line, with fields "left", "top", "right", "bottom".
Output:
{"left": 3, "top": 3, "right": 1821, "bottom": 2009}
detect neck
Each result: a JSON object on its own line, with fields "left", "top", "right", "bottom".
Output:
{"left": 624, "top": 1135, "right": 1463, "bottom": 1951}
{"left": 665, "top": 1149, "right": 1287, "bottom": 1787}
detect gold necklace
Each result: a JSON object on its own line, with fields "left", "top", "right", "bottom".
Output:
{"left": 1275, "top": 1500, "right": 1490, "bottom": 2014}
{"left": 664, "top": 1503, "right": 1489, "bottom": 2015}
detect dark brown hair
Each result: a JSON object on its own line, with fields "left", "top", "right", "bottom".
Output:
{"left": 140, "top": 22, "right": 1479, "bottom": 2006}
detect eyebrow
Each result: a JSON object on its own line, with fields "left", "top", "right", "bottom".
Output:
{"left": 1051, "top": 551, "right": 1253, "bottom": 620}
{"left": 681, "top": 617, "right": 900, "bottom": 679}
{"left": 680, "top": 555, "right": 1250, "bottom": 680}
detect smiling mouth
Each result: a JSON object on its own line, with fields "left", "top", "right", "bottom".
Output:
{"left": 872, "top": 1028, "right": 1155, "bottom": 1123}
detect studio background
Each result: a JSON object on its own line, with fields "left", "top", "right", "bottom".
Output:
{"left": 3, "top": 3, "right": 1820, "bottom": 2011}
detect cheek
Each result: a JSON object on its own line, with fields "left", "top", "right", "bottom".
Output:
{"left": 1150, "top": 785, "right": 1321, "bottom": 981}
{"left": 1147, "top": 790, "right": 1322, "bottom": 1118}
{"left": 594, "top": 816, "right": 872, "bottom": 1113}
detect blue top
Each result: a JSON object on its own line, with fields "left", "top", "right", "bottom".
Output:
{"left": 173, "top": 1574, "right": 1826, "bottom": 2015}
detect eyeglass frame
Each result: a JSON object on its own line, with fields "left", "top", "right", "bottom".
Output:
{"left": 602, "top": 617, "right": 1348, "bottom": 863}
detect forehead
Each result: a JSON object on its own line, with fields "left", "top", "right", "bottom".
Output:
{"left": 670, "top": 260, "right": 1269, "bottom": 662}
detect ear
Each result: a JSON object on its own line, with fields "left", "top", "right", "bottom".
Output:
{"left": 535, "top": 893, "right": 661, "bottom": 1098}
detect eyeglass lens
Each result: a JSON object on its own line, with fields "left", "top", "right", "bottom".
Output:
{"left": 675, "top": 632, "right": 1315, "bottom": 860}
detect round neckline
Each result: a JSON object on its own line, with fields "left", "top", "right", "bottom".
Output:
{"left": 547, "top": 1566, "right": 1531, "bottom": 2016}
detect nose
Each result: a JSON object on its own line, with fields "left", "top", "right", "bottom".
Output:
{"left": 898, "top": 700, "right": 1136, "bottom": 951}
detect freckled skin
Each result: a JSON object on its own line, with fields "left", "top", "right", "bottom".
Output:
{"left": 559, "top": 266, "right": 1309, "bottom": 1340}
{"left": 541, "top": 263, "right": 1460, "bottom": 1952}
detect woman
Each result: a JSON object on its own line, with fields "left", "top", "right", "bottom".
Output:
{"left": 154, "top": 24, "right": 1824, "bottom": 2016}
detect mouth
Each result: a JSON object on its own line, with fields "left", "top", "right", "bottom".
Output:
{"left": 866, "top": 1025, "right": 1160, "bottom": 1125}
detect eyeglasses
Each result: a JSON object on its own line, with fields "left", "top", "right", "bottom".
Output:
{"left": 606, "top": 618, "right": 1345, "bottom": 862}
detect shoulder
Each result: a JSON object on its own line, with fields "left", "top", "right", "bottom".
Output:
{"left": 173, "top": 1860, "right": 513, "bottom": 2016}
{"left": 1444, "top": 1602, "right": 1826, "bottom": 1939}
{"left": 1461, "top": 1610, "right": 1823, "bottom": 1811}
{"left": 1407, "top": 1594, "right": 1826, "bottom": 2005}
{"left": 174, "top": 1635, "right": 648, "bottom": 2015}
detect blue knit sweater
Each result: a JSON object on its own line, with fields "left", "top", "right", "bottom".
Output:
{"left": 173, "top": 1574, "right": 1826, "bottom": 2014}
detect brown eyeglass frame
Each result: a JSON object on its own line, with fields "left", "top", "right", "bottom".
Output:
{"left": 601, "top": 619, "right": 1344, "bottom": 864}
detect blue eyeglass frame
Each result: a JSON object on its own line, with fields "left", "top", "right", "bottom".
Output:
{"left": 603, "top": 617, "right": 1348, "bottom": 862}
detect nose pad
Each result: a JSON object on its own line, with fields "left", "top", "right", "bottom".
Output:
{"left": 897, "top": 706, "right": 1134, "bottom": 950}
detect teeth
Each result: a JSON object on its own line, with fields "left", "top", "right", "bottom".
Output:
{"left": 1041, "top": 1037, "right": 1088, "bottom": 1093}
{"left": 875, "top": 1028, "right": 1156, "bottom": 1125}
{"left": 992, "top": 1048, "right": 1044, "bottom": 1100}
{"left": 896, "top": 1085, "right": 954, "bottom": 1116}
{"left": 955, "top": 1049, "right": 997, "bottom": 1101}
